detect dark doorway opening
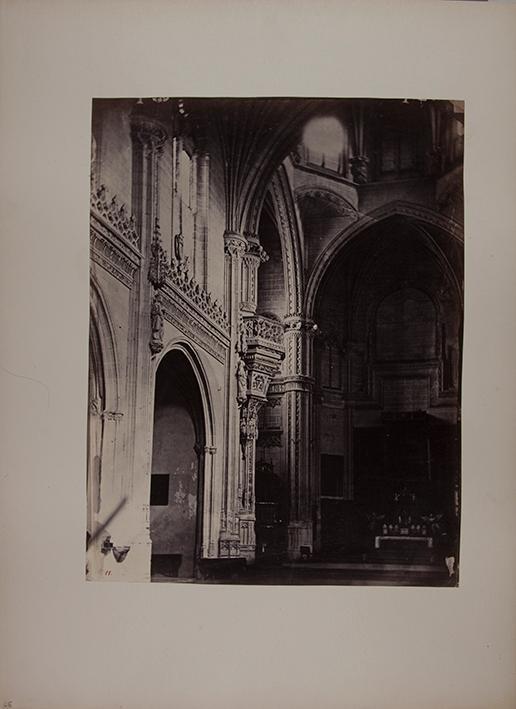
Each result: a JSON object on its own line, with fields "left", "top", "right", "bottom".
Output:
{"left": 150, "top": 350, "right": 205, "bottom": 581}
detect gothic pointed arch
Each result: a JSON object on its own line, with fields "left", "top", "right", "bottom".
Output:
{"left": 305, "top": 201, "right": 464, "bottom": 319}
{"left": 150, "top": 342, "right": 217, "bottom": 578}
{"left": 266, "top": 165, "right": 304, "bottom": 317}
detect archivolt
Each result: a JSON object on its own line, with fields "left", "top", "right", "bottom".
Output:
{"left": 305, "top": 200, "right": 464, "bottom": 319}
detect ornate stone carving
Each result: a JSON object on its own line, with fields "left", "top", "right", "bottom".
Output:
{"left": 160, "top": 287, "right": 228, "bottom": 364}
{"left": 296, "top": 188, "right": 359, "bottom": 219}
{"left": 240, "top": 398, "right": 262, "bottom": 444}
{"left": 148, "top": 219, "right": 171, "bottom": 289}
{"left": 224, "top": 233, "right": 247, "bottom": 258}
{"left": 350, "top": 156, "right": 369, "bottom": 184}
{"left": 237, "top": 315, "right": 248, "bottom": 356}
{"left": 219, "top": 538, "right": 240, "bottom": 558}
{"left": 150, "top": 293, "right": 164, "bottom": 354}
{"left": 236, "top": 357, "right": 248, "bottom": 404}
{"left": 173, "top": 231, "right": 184, "bottom": 262}
{"left": 149, "top": 220, "right": 229, "bottom": 332}
{"left": 167, "top": 258, "right": 229, "bottom": 331}
{"left": 251, "top": 372, "right": 267, "bottom": 394}
{"left": 243, "top": 236, "right": 268, "bottom": 265}
{"left": 130, "top": 116, "right": 168, "bottom": 156}
{"left": 102, "top": 411, "right": 124, "bottom": 422}
{"left": 89, "top": 396, "right": 102, "bottom": 415}
{"left": 90, "top": 184, "right": 140, "bottom": 248}
{"left": 243, "top": 314, "right": 284, "bottom": 345}
{"left": 90, "top": 222, "right": 140, "bottom": 289}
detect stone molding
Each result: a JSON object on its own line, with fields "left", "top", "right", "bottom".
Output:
{"left": 149, "top": 219, "right": 230, "bottom": 333}
{"left": 296, "top": 186, "right": 359, "bottom": 218}
{"left": 160, "top": 284, "right": 229, "bottom": 364}
{"left": 90, "top": 184, "right": 140, "bottom": 249}
{"left": 269, "top": 169, "right": 303, "bottom": 316}
{"left": 90, "top": 218, "right": 141, "bottom": 289}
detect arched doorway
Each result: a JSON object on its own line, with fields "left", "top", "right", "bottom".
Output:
{"left": 313, "top": 214, "right": 462, "bottom": 564}
{"left": 87, "top": 325, "right": 104, "bottom": 559}
{"left": 150, "top": 349, "right": 207, "bottom": 580}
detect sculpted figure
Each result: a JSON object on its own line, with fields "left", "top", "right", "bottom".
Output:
{"left": 150, "top": 294, "right": 164, "bottom": 353}
{"left": 236, "top": 358, "right": 247, "bottom": 404}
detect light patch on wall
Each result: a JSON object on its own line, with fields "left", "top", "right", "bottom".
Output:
{"left": 187, "top": 494, "right": 196, "bottom": 520}
{"left": 174, "top": 480, "right": 187, "bottom": 505}
{"left": 302, "top": 116, "right": 346, "bottom": 160}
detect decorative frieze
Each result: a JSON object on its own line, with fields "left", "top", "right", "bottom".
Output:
{"left": 160, "top": 287, "right": 228, "bottom": 364}
{"left": 90, "top": 221, "right": 141, "bottom": 289}
{"left": 168, "top": 258, "right": 229, "bottom": 331}
{"left": 91, "top": 184, "right": 140, "bottom": 249}
{"left": 148, "top": 218, "right": 230, "bottom": 334}
{"left": 219, "top": 537, "right": 240, "bottom": 558}
{"left": 244, "top": 314, "right": 284, "bottom": 346}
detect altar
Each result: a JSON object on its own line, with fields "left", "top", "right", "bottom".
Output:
{"left": 374, "top": 534, "right": 433, "bottom": 549}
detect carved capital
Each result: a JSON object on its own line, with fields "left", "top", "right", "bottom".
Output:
{"left": 239, "top": 398, "right": 263, "bottom": 444}
{"left": 284, "top": 316, "right": 318, "bottom": 334}
{"left": 130, "top": 115, "right": 168, "bottom": 155}
{"left": 224, "top": 232, "right": 247, "bottom": 259}
{"left": 244, "top": 235, "right": 269, "bottom": 265}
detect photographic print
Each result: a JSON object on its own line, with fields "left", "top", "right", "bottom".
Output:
{"left": 87, "top": 97, "right": 464, "bottom": 586}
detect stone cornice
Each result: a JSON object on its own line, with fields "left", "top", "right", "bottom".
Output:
{"left": 161, "top": 280, "right": 230, "bottom": 363}
{"left": 90, "top": 215, "right": 141, "bottom": 289}
{"left": 90, "top": 184, "right": 141, "bottom": 250}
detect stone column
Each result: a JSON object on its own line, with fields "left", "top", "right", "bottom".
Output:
{"left": 117, "top": 114, "right": 168, "bottom": 581}
{"left": 196, "top": 152, "right": 210, "bottom": 290}
{"left": 350, "top": 101, "right": 369, "bottom": 184}
{"left": 425, "top": 100, "right": 443, "bottom": 176}
{"left": 219, "top": 232, "right": 247, "bottom": 558}
{"left": 238, "top": 315, "right": 285, "bottom": 559}
{"left": 201, "top": 446, "right": 219, "bottom": 558}
{"left": 238, "top": 397, "right": 264, "bottom": 559}
{"left": 240, "top": 234, "right": 268, "bottom": 317}
{"left": 283, "top": 316, "right": 318, "bottom": 559}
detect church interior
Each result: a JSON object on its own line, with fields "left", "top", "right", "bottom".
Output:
{"left": 87, "top": 97, "right": 463, "bottom": 585}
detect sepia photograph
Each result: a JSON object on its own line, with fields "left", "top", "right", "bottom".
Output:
{"left": 87, "top": 97, "right": 464, "bottom": 586}
{"left": 4, "top": 0, "right": 516, "bottom": 706}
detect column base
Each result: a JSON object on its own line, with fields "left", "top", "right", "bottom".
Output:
{"left": 287, "top": 521, "right": 313, "bottom": 561}
{"left": 218, "top": 534, "right": 241, "bottom": 558}
{"left": 238, "top": 516, "right": 256, "bottom": 561}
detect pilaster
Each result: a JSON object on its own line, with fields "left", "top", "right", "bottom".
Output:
{"left": 121, "top": 114, "right": 168, "bottom": 580}
{"left": 219, "top": 232, "right": 247, "bottom": 557}
{"left": 283, "top": 316, "right": 318, "bottom": 559}
{"left": 237, "top": 314, "right": 285, "bottom": 559}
